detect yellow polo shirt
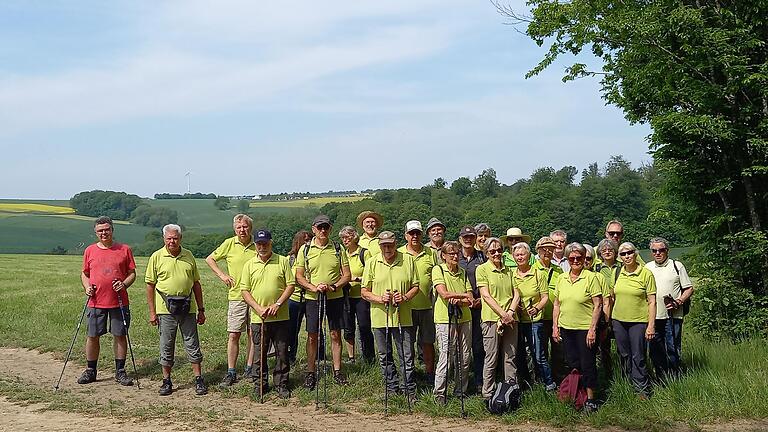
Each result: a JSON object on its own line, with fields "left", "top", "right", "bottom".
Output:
{"left": 240, "top": 253, "right": 294, "bottom": 323}
{"left": 362, "top": 252, "right": 417, "bottom": 328}
{"left": 431, "top": 264, "right": 471, "bottom": 324}
{"left": 145, "top": 246, "right": 200, "bottom": 315}
{"left": 476, "top": 261, "right": 515, "bottom": 323}
{"left": 513, "top": 267, "right": 548, "bottom": 323}
{"left": 295, "top": 239, "right": 349, "bottom": 301}
{"left": 346, "top": 245, "right": 371, "bottom": 299}
{"left": 359, "top": 234, "right": 381, "bottom": 257}
{"left": 553, "top": 271, "right": 602, "bottom": 330}
{"left": 613, "top": 266, "right": 657, "bottom": 322}
{"left": 209, "top": 236, "right": 256, "bottom": 301}
{"left": 398, "top": 245, "right": 436, "bottom": 311}
{"left": 534, "top": 260, "right": 563, "bottom": 321}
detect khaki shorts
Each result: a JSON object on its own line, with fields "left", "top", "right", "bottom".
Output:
{"left": 411, "top": 308, "right": 436, "bottom": 345}
{"left": 227, "top": 300, "right": 250, "bottom": 333}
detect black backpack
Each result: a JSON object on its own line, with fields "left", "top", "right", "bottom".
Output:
{"left": 486, "top": 381, "right": 521, "bottom": 414}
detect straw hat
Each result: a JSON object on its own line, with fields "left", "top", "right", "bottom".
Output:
{"left": 500, "top": 227, "right": 531, "bottom": 244}
{"left": 356, "top": 211, "right": 383, "bottom": 228}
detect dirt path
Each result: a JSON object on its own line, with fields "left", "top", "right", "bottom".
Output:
{"left": 1, "top": 347, "right": 766, "bottom": 432}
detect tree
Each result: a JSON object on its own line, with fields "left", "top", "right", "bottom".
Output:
{"left": 502, "top": 0, "right": 768, "bottom": 339}
{"left": 432, "top": 177, "right": 447, "bottom": 189}
{"left": 450, "top": 177, "right": 472, "bottom": 197}
{"left": 473, "top": 168, "right": 501, "bottom": 198}
{"left": 70, "top": 190, "right": 142, "bottom": 220}
{"left": 214, "top": 196, "right": 231, "bottom": 210}
{"left": 236, "top": 199, "right": 250, "bottom": 213}
{"left": 130, "top": 205, "right": 179, "bottom": 228}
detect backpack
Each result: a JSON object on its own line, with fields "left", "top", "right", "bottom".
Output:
{"left": 669, "top": 259, "right": 691, "bottom": 316}
{"left": 486, "top": 381, "right": 521, "bottom": 414}
{"left": 300, "top": 239, "right": 342, "bottom": 301}
{"left": 558, "top": 369, "right": 588, "bottom": 410}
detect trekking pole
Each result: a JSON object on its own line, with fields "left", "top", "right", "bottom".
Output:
{"left": 260, "top": 319, "right": 266, "bottom": 403}
{"left": 452, "top": 304, "right": 466, "bottom": 417}
{"left": 384, "top": 290, "right": 390, "bottom": 417}
{"left": 315, "top": 292, "right": 325, "bottom": 409}
{"left": 395, "top": 297, "right": 412, "bottom": 414}
{"left": 116, "top": 290, "right": 140, "bottom": 390}
{"left": 54, "top": 291, "right": 90, "bottom": 391}
{"left": 322, "top": 292, "right": 328, "bottom": 407}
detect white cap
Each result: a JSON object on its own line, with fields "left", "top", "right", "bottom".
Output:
{"left": 405, "top": 220, "right": 423, "bottom": 233}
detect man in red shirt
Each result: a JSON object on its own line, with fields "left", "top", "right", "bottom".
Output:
{"left": 78, "top": 216, "right": 137, "bottom": 386}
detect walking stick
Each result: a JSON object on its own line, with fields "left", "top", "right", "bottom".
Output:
{"left": 395, "top": 298, "right": 412, "bottom": 414}
{"left": 315, "top": 292, "right": 326, "bottom": 409}
{"left": 260, "top": 318, "right": 265, "bottom": 403}
{"left": 451, "top": 304, "right": 466, "bottom": 417}
{"left": 116, "top": 291, "right": 140, "bottom": 389}
{"left": 322, "top": 292, "right": 328, "bottom": 407}
{"left": 384, "top": 290, "right": 390, "bottom": 417}
{"left": 54, "top": 290, "right": 90, "bottom": 391}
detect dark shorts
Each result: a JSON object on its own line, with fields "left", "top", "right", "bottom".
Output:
{"left": 305, "top": 296, "right": 344, "bottom": 333}
{"left": 87, "top": 307, "right": 129, "bottom": 337}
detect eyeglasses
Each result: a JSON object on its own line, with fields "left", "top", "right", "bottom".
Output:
{"left": 444, "top": 252, "right": 459, "bottom": 256}
{"left": 619, "top": 250, "right": 636, "bottom": 257}
{"left": 607, "top": 231, "right": 623, "bottom": 237}
{"left": 651, "top": 248, "right": 668, "bottom": 254}
{"left": 95, "top": 229, "right": 112, "bottom": 233}
{"left": 567, "top": 256, "right": 584, "bottom": 263}
{"left": 585, "top": 256, "right": 594, "bottom": 261}
{"left": 315, "top": 224, "right": 331, "bottom": 231}
{"left": 487, "top": 248, "right": 503, "bottom": 255}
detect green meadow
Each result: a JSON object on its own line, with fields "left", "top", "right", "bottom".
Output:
{"left": 1, "top": 253, "right": 766, "bottom": 429}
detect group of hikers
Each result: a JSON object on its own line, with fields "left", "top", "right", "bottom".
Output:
{"left": 76, "top": 210, "right": 693, "bottom": 413}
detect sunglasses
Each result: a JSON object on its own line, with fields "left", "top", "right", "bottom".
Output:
{"left": 619, "top": 250, "right": 636, "bottom": 257}
{"left": 651, "top": 248, "right": 668, "bottom": 254}
{"left": 585, "top": 256, "right": 594, "bottom": 261}
{"left": 607, "top": 231, "right": 623, "bottom": 237}
{"left": 487, "top": 248, "right": 503, "bottom": 255}
{"left": 315, "top": 224, "right": 331, "bottom": 231}
{"left": 567, "top": 256, "right": 584, "bottom": 263}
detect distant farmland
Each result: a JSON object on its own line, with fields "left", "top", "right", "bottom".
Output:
{"left": 250, "top": 195, "right": 368, "bottom": 207}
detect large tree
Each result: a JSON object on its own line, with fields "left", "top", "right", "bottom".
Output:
{"left": 502, "top": 0, "right": 768, "bottom": 337}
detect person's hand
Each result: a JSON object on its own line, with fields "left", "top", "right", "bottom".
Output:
{"left": 471, "top": 298, "right": 482, "bottom": 309}
{"left": 197, "top": 310, "right": 206, "bottom": 325}
{"left": 393, "top": 291, "right": 403, "bottom": 305}
{"left": 85, "top": 284, "right": 96, "bottom": 296}
{"left": 448, "top": 298, "right": 459, "bottom": 305}
{"left": 586, "top": 328, "right": 597, "bottom": 347}
{"left": 381, "top": 291, "right": 391, "bottom": 305}
{"left": 501, "top": 310, "right": 514, "bottom": 325}
{"left": 526, "top": 305, "right": 539, "bottom": 318}
{"left": 112, "top": 279, "right": 126, "bottom": 292}
{"left": 265, "top": 304, "right": 280, "bottom": 317}
{"left": 316, "top": 283, "right": 329, "bottom": 293}
{"left": 218, "top": 273, "right": 235, "bottom": 288}
{"left": 645, "top": 326, "right": 655, "bottom": 341}
{"left": 552, "top": 327, "right": 561, "bottom": 343}
{"left": 149, "top": 312, "right": 159, "bottom": 326}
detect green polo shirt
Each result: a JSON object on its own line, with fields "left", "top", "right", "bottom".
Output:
{"left": 359, "top": 234, "right": 381, "bottom": 257}
{"left": 596, "top": 261, "right": 621, "bottom": 291}
{"left": 432, "top": 264, "right": 472, "bottom": 324}
{"left": 145, "top": 246, "right": 200, "bottom": 315}
{"left": 553, "top": 271, "right": 602, "bottom": 330}
{"left": 513, "top": 267, "right": 548, "bottom": 323}
{"left": 209, "top": 236, "right": 257, "bottom": 301}
{"left": 362, "top": 252, "right": 417, "bottom": 328}
{"left": 502, "top": 251, "right": 537, "bottom": 269}
{"left": 534, "top": 260, "right": 563, "bottom": 321}
{"left": 476, "top": 261, "right": 515, "bottom": 323}
{"left": 613, "top": 265, "right": 657, "bottom": 323}
{"left": 346, "top": 245, "right": 371, "bottom": 299}
{"left": 295, "top": 239, "right": 349, "bottom": 301}
{"left": 240, "top": 253, "right": 294, "bottom": 323}
{"left": 398, "top": 245, "right": 435, "bottom": 311}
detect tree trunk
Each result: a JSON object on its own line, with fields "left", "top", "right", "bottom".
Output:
{"left": 742, "top": 176, "right": 763, "bottom": 232}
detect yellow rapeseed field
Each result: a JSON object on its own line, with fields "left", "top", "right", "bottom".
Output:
{"left": 0, "top": 203, "right": 75, "bottom": 214}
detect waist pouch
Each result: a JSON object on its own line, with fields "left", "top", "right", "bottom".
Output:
{"left": 157, "top": 289, "right": 192, "bottom": 316}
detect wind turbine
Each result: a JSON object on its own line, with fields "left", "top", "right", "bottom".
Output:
{"left": 185, "top": 172, "right": 191, "bottom": 194}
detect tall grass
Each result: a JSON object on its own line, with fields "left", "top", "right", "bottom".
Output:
{"left": 0, "top": 254, "right": 766, "bottom": 429}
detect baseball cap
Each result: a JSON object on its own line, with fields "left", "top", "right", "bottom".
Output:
{"left": 378, "top": 231, "right": 396, "bottom": 245}
{"left": 459, "top": 225, "right": 477, "bottom": 237}
{"left": 254, "top": 229, "right": 272, "bottom": 243}
{"left": 312, "top": 215, "right": 331, "bottom": 226}
{"left": 405, "top": 220, "right": 423, "bottom": 233}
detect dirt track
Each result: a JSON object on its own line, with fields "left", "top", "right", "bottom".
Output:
{"left": 1, "top": 347, "right": 766, "bottom": 432}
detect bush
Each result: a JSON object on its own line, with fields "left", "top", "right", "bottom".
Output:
{"left": 70, "top": 190, "right": 143, "bottom": 220}
{"left": 130, "top": 205, "right": 179, "bottom": 228}
{"left": 214, "top": 196, "right": 231, "bottom": 210}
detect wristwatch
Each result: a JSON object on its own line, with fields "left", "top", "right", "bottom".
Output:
{"left": 275, "top": 301, "right": 282, "bottom": 307}
{"left": 330, "top": 284, "right": 337, "bottom": 290}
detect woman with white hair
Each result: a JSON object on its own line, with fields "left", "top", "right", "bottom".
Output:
{"left": 612, "top": 242, "right": 656, "bottom": 398}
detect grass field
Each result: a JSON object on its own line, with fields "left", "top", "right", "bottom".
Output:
{"left": 0, "top": 253, "right": 765, "bottom": 429}
{"left": 250, "top": 196, "right": 368, "bottom": 208}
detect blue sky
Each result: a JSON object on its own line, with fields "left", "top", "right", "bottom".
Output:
{"left": 0, "top": 0, "right": 651, "bottom": 199}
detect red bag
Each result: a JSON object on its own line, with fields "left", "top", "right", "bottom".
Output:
{"left": 558, "top": 369, "right": 588, "bottom": 410}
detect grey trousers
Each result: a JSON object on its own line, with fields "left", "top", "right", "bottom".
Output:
{"left": 434, "top": 322, "right": 472, "bottom": 397}
{"left": 252, "top": 320, "right": 290, "bottom": 389}
{"left": 481, "top": 321, "right": 518, "bottom": 398}
{"left": 158, "top": 314, "right": 203, "bottom": 367}
{"left": 612, "top": 319, "right": 651, "bottom": 395}
{"left": 373, "top": 326, "right": 416, "bottom": 395}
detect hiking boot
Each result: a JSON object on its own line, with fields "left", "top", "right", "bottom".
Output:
{"left": 303, "top": 372, "right": 316, "bottom": 390}
{"left": 277, "top": 385, "right": 291, "bottom": 399}
{"left": 158, "top": 378, "right": 173, "bottom": 396}
{"left": 434, "top": 394, "right": 447, "bottom": 405}
{"left": 584, "top": 399, "right": 600, "bottom": 414}
{"left": 77, "top": 368, "right": 96, "bottom": 384}
{"left": 195, "top": 376, "right": 208, "bottom": 395}
{"left": 219, "top": 373, "right": 237, "bottom": 388}
{"left": 545, "top": 382, "right": 557, "bottom": 392}
{"left": 243, "top": 365, "right": 253, "bottom": 379}
{"left": 115, "top": 369, "right": 134, "bottom": 386}
{"left": 333, "top": 370, "right": 348, "bottom": 385}
{"left": 254, "top": 383, "right": 270, "bottom": 399}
